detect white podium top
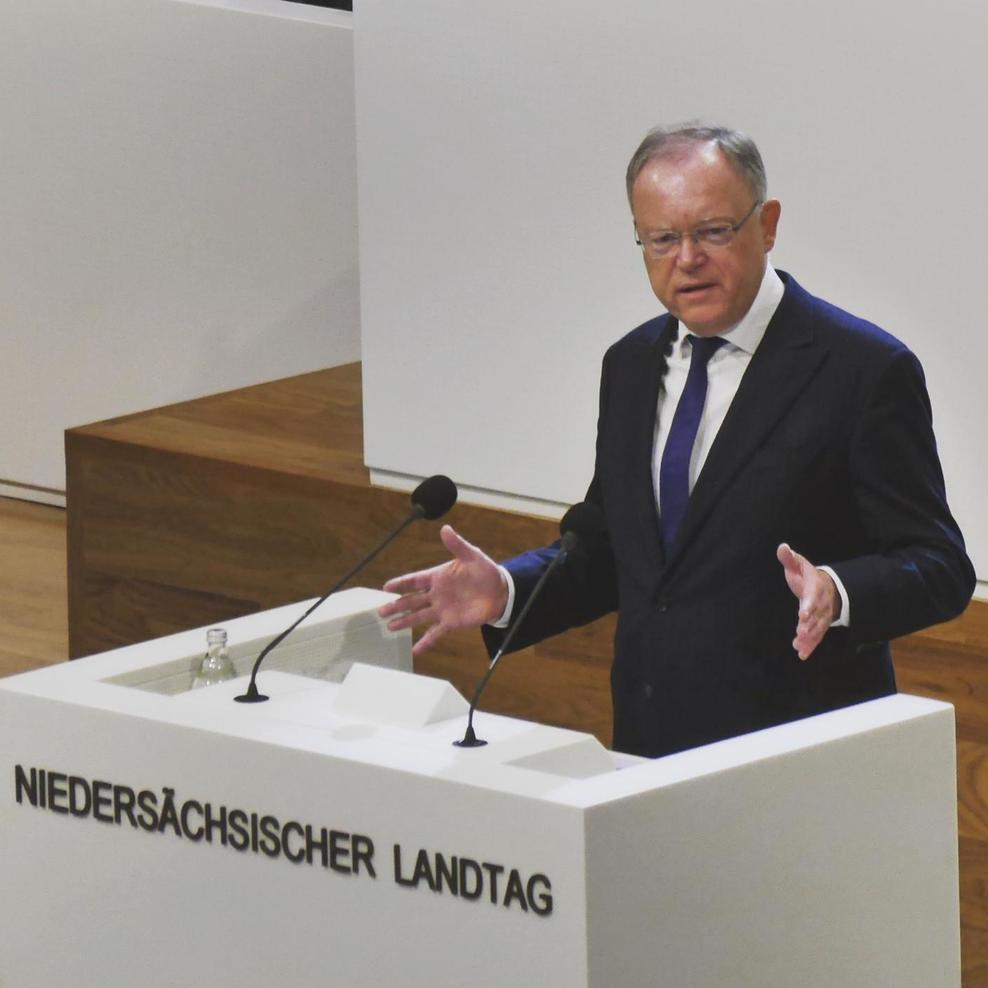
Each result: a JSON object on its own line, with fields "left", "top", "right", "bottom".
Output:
{"left": 1, "top": 587, "right": 948, "bottom": 808}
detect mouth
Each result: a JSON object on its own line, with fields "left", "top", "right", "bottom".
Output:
{"left": 677, "top": 282, "right": 718, "bottom": 298}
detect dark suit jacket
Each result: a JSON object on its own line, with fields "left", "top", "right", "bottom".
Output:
{"left": 485, "top": 272, "right": 975, "bottom": 758}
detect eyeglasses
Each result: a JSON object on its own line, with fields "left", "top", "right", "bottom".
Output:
{"left": 635, "top": 200, "right": 762, "bottom": 259}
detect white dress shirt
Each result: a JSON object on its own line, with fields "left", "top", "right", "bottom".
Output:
{"left": 493, "top": 264, "right": 850, "bottom": 628}
{"left": 653, "top": 264, "right": 785, "bottom": 510}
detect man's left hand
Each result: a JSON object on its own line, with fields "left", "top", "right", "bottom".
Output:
{"left": 776, "top": 543, "right": 840, "bottom": 660}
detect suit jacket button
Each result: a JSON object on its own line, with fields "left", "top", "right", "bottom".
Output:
{"left": 656, "top": 600, "right": 669, "bottom": 613}
{"left": 642, "top": 683, "right": 654, "bottom": 699}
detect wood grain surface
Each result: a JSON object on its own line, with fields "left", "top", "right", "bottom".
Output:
{"left": 0, "top": 497, "right": 68, "bottom": 677}
{"left": 60, "top": 362, "right": 988, "bottom": 983}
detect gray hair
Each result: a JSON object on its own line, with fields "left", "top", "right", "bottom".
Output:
{"left": 625, "top": 123, "right": 768, "bottom": 204}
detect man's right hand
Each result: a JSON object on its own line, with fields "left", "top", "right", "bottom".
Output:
{"left": 378, "top": 525, "right": 508, "bottom": 656}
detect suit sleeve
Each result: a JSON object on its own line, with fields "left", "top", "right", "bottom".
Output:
{"left": 828, "top": 347, "right": 975, "bottom": 643}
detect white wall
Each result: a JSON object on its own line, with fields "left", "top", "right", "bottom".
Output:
{"left": 355, "top": 0, "right": 988, "bottom": 587}
{"left": 0, "top": 0, "right": 358, "bottom": 501}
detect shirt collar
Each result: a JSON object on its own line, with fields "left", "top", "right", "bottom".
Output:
{"left": 676, "top": 264, "right": 784, "bottom": 357}
{"left": 716, "top": 264, "right": 784, "bottom": 355}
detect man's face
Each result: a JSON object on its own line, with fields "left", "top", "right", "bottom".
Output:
{"left": 630, "top": 143, "right": 781, "bottom": 336}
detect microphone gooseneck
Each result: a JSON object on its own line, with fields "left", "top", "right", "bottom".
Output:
{"left": 235, "top": 475, "right": 457, "bottom": 704}
{"left": 454, "top": 502, "right": 604, "bottom": 747}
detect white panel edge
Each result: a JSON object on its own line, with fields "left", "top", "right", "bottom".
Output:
{"left": 369, "top": 469, "right": 568, "bottom": 521}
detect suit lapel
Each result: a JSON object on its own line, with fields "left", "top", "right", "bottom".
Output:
{"left": 661, "top": 281, "right": 829, "bottom": 573}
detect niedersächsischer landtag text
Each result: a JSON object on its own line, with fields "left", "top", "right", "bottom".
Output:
{"left": 12, "top": 764, "right": 553, "bottom": 917}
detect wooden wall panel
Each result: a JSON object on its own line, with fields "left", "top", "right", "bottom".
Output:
{"left": 65, "top": 362, "right": 987, "bottom": 983}
{"left": 65, "top": 366, "right": 614, "bottom": 738}
{"left": 894, "top": 627, "right": 988, "bottom": 983}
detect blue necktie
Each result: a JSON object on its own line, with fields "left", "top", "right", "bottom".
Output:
{"left": 659, "top": 334, "right": 727, "bottom": 555}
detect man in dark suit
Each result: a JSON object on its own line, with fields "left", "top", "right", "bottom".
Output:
{"left": 379, "top": 124, "right": 975, "bottom": 757}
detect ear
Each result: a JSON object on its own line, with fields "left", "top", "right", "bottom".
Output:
{"left": 760, "top": 198, "right": 781, "bottom": 252}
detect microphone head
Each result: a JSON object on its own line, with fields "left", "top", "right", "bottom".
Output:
{"left": 559, "top": 501, "right": 606, "bottom": 541}
{"left": 411, "top": 474, "right": 458, "bottom": 520}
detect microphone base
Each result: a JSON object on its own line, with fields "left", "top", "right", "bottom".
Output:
{"left": 454, "top": 717, "right": 487, "bottom": 748}
{"left": 453, "top": 737, "right": 488, "bottom": 748}
{"left": 234, "top": 682, "right": 269, "bottom": 704}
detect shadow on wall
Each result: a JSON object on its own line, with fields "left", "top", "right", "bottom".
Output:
{"left": 284, "top": 1, "right": 353, "bottom": 10}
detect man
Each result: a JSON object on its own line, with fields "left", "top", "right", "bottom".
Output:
{"left": 379, "top": 124, "right": 975, "bottom": 758}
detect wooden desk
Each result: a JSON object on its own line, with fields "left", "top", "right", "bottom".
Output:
{"left": 64, "top": 363, "right": 616, "bottom": 742}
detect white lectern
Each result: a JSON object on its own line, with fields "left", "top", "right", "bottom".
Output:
{"left": 0, "top": 589, "right": 960, "bottom": 986}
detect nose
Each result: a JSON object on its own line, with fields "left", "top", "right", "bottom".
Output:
{"left": 676, "top": 233, "right": 706, "bottom": 268}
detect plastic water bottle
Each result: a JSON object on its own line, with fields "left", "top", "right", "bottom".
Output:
{"left": 191, "top": 628, "right": 236, "bottom": 689}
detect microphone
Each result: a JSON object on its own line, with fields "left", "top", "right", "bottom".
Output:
{"left": 409, "top": 474, "right": 458, "bottom": 521}
{"left": 235, "top": 475, "right": 457, "bottom": 703}
{"left": 454, "top": 501, "right": 605, "bottom": 747}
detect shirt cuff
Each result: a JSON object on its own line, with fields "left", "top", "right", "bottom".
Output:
{"left": 818, "top": 565, "right": 851, "bottom": 628}
{"left": 487, "top": 565, "right": 515, "bottom": 628}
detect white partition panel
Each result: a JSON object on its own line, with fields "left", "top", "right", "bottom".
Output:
{"left": 355, "top": 0, "right": 988, "bottom": 584}
{"left": 0, "top": 0, "right": 358, "bottom": 499}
